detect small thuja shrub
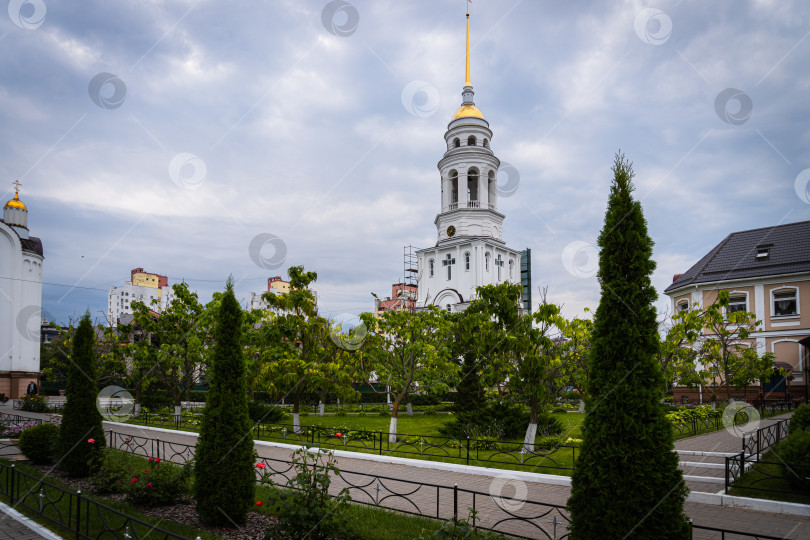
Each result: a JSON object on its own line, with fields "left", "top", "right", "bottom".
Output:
{"left": 773, "top": 431, "right": 810, "bottom": 493}
{"left": 261, "top": 447, "right": 350, "bottom": 540}
{"left": 18, "top": 423, "right": 60, "bottom": 465}
{"left": 789, "top": 403, "right": 810, "bottom": 434}
{"left": 126, "top": 457, "right": 191, "bottom": 507}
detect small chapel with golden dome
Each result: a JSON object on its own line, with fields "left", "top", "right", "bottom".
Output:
{"left": 0, "top": 181, "right": 44, "bottom": 398}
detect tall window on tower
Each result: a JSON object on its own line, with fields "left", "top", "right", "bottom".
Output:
{"left": 485, "top": 252, "right": 490, "bottom": 272}
{"left": 429, "top": 259, "right": 435, "bottom": 277}
{"left": 468, "top": 168, "right": 479, "bottom": 207}
{"left": 443, "top": 254, "right": 456, "bottom": 280}
{"left": 464, "top": 252, "right": 470, "bottom": 271}
{"left": 495, "top": 254, "right": 504, "bottom": 280}
{"left": 450, "top": 170, "right": 459, "bottom": 206}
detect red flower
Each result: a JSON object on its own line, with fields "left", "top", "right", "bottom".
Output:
{"left": 336, "top": 433, "right": 342, "bottom": 438}
{"left": 115, "top": 482, "right": 122, "bottom": 485}
{"left": 87, "top": 438, "right": 95, "bottom": 443}
{"left": 256, "top": 501, "right": 263, "bottom": 506}
{"left": 148, "top": 457, "right": 153, "bottom": 463}
{"left": 256, "top": 463, "right": 266, "bottom": 469}
{"left": 147, "top": 483, "right": 152, "bottom": 488}
{"left": 155, "top": 458, "right": 161, "bottom": 463}
{"left": 144, "top": 469, "right": 149, "bottom": 473}
{"left": 131, "top": 478, "right": 138, "bottom": 483}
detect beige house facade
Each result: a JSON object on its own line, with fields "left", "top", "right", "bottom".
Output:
{"left": 665, "top": 220, "right": 810, "bottom": 403}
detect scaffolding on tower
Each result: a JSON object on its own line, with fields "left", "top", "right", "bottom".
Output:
{"left": 402, "top": 245, "right": 418, "bottom": 312}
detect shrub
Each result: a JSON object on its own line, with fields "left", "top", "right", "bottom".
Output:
{"left": 773, "top": 431, "right": 810, "bottom": 493}
{"left": 92, "top": 451, "right": 134, "bottom": 494}
{"left": 126, "top": 460, "right": 191, "bottom": 506}
{"left": 19, "top": 394, "right": 48, "bottom": 413}
{"left": 59, "top": 313, "right": 106, "bottom": 477}
{"left": 248, "top": 401, "right": 287, "bottom": 424}
{"left": 789, "top": 403, "right": 810, "bottom": 434}
{"left": 411, "top": 394, "right": 440, "bottom": 406}
{"left": 193, "top": 280, "right": 255, "bottom": 525}
{"left": 18, "top": 423, "right": 59, "bottom": 464}
{"left": 378, "top": 410, "right": 390, "bottom": 417}
{"left": 335, "top": 411, "right": 347, "bottom": 417}
{"left": 261, "top": 447, "right": 350, "bottom": 540}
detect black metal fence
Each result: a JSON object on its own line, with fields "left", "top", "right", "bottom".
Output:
{"left": 128, "top": 413, "right": 579, "bottom": 473}
{"left": 0, "top": 461, "right": 188, "bottom": 540}
{"left": 742, "top": 418, "right": 790, "bottom": 457}
{"left": 107, "top": 429, "right": 787, "bottom": 540}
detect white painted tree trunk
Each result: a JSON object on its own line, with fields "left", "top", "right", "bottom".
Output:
{"left": 406, "top": 402, "right": 413, "bottom": 416}
{"left": 523, "top": 423, "right": 537, "bottom": 453}
{"left": 174, "top": 405, "right": 182, "bottom": 422}
{"left": 134, "top": 404, "right": 141, "bottom": 417}
{"left": 292, "top": 413, "right": 301, "bottom": 433}
{"left": 318, "top": 402, "right": 325, "bottom": 416}
{"left": 578, "top": 399, "right": 585, "bottom": 413}
{"left": 388, "top": 416, "right": 398, "bottom": 443}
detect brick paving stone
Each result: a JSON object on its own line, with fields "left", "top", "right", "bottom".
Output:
{"left": 0, "top": 502, "right": 56, "bottom": 540}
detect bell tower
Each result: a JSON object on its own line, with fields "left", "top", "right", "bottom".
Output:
{"left": 415, "top": 4, "right": 525, "bottom": 312}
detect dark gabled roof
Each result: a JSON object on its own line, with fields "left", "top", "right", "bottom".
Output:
{"left": 665, "top": 220, "right": 810, "bottom": 293}
{"left": 21, "top": 236, "right": 43, "bottom": 257}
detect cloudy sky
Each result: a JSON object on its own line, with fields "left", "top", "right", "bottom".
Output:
{"left": 3, "top": 0, "right": 809, "bottom": 326}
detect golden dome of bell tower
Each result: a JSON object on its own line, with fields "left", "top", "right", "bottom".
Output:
{"left": 3, "top": 180, "right": 29, "bottom": 231}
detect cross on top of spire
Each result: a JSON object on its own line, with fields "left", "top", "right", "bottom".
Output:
{"left": 12, "top": 179, "right": 21, "bottom": 194}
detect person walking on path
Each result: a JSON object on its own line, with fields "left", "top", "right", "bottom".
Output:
{"left": 26, "top": 380, "right": 38, "bottom": 396}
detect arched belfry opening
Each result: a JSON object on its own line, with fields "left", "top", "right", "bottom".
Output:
{"left": 450, "top": 170, "right": 459, "bottom": 207}
{"left": 467, "top": 168, "right": 479, "bottom": 206}
{"left": 467, "top": 135, "right": 477, "bottom": 146}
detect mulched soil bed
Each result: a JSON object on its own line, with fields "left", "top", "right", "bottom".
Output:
{"left": 27, "top": 462, "right": 274, "bottom": 540}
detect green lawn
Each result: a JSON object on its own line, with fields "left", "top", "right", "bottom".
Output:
{"left": 728, "top": 450, "right": 810, "bottom": 505}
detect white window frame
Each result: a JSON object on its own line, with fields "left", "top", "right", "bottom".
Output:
{"left": 676, "top": 299, "right": 689, "bottom": 313}
{"left": 770, "top": 339, "right": 802, "bottom": 375}
{"left": 464, "top": 252, "right": 470, "bottom": 271}
{"left": 770, "top": 286, "right": 800, "bottom": 318}
{"left": 429, "top": 259, "right": 434, "bottom": 278}
{"left": 485, "top": 252, "right": 490, "bottom": 272}
{"left": 723, "top": 291, "right": 749, "bottom": 318}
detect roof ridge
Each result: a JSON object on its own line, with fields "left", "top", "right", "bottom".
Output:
{"left": 722, "top": 219, "right": 810, "bottom": 237}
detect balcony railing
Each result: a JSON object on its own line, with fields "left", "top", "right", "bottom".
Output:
{"left": 447, "top": 200, "right": 495, "bottom": 210}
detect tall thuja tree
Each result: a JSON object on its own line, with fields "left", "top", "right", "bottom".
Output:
{"left": 567, "top": 155, "right": 688, "bottom": 538}
{"left": 194, "top": 279, "right": 255, "bottom": 525}
{"left": 59, "top": 312, "right": 106, "bottom": 477}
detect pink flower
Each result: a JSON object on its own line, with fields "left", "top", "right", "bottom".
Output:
{"left": 256, "top": 501, "right": 263, "bottom": 506}
{"left": 148, "top": 457, "right": 153, "bottom": 463}
{"left": 87, "top": 439, "right": 95, "bottom": 443}
{"left": 147, "top": 483, "right": 152, "bottom": 488}
{"left": 115, "top": 482, "right": 121, "bottom": 486}
{"left": 144, "top": 469, "right": 149, "bottom": 473}
{"left": 131, "top": 478, "right": 138, "bottom": 483}
{"left": 256, "top": 463, "right": 266, "bottom": 469}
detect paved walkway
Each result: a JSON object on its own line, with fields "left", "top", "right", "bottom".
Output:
{"left": 4, "top": 403, "right": 808, "bottom": 539}
{"left": 0, "top": 501, "right": 61, "bottom": 540}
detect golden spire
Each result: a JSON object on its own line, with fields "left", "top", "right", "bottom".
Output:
{"left": 465, "top": 0, "right": 471, "bottom": 87}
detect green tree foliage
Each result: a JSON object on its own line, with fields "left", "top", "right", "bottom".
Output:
{"left": 59, "top": 312, "right": 106, "bottom": 477}
{"left": 194, "top": 279, "right": 255, "bottom": 525}
{"left": 468, "top": 283, "right": 563, "bottom": 450}
{"left": 19, "top": 423, "right": 59, "bottom": 465}
{"left": 361, "top": 307, "right": 455, "bottom": 442}
{"left": 567, "top": 154, "right": 688, "bottom": 538}
{"left": 131, "top": 283, "right": 209, "bottom": 408}
{"left": 260, "top": 266, "right": 339, "bottom": 432}
{"left": 694, "top": 291, "right": 775, "bottom": 402}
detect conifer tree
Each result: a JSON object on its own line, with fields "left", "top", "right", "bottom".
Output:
{"left": 59, "top": 312, "right": 106, "bottom": 477}
{"left": 194, "top": 279, "right": 255, "bottom": 525}
{"left": 567, "top": 154, "right": 688, "bottom": 538}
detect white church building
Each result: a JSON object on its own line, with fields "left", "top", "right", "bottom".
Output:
{"left": 416, "top": 10, "right": 527, "bottom": 313}
{"left": 0, "top": 182, "right": 44, "bottom": 398}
